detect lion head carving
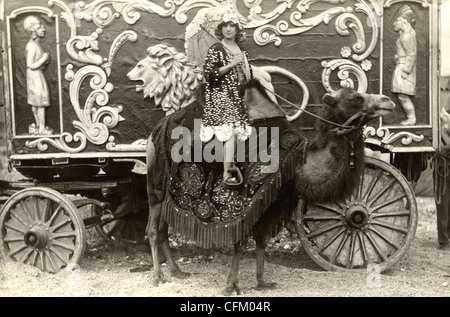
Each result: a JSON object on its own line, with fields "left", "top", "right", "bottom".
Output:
{"left": 127, "top": 44, "right": 202, "bottom": 115}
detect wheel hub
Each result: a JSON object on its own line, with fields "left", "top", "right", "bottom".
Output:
{"left": 24, "top": 224, "right": 51, "bottom": 250}
{"left": 343, "top": 203, "right": 369, "bottom": 229}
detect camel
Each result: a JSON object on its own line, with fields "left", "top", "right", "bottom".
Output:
{"left": 143, "top": 77, "right": 395, "bottom": 295}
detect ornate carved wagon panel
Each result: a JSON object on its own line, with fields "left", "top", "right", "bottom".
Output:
{"left": 0, "top": 0, "right": 440, "bottom": 164}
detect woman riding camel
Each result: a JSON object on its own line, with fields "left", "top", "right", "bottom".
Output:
{"left": 200, "top": 11, "right": 253, "bottom": 186}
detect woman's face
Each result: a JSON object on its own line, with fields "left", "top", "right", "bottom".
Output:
{"left": 221, "top": 22, "right": 238, "bottom": 40}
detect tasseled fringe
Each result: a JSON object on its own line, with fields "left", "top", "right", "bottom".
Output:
{"left": 161, "top": 142, "right": 304, "bottom": 248}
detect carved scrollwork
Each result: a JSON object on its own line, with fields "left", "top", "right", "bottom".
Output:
{"left": 66, "top": 29, "right": 104, "bottom": 66}
{"left": 321, "top": 59, "right": 368, "bottom": 93}
{"left": 384, "top": 0, "right": 430, "bottom": 8}
{"left": 335, "top": 12, "right": 366, "bottom": 55}
{"left": 364, "top": 127, "right": 425, "bottom": 146}
{"left": 253, "top": 6, "right": 349, "bottom": 46}
{"left": 66, "top": 64, "right": 124, "bottom": 145}
{"left": 25, "top": 132, "right": 87, "bottom": 153}
{"left": 351, "top": 1, "right": 380, "bottom": 61}
{"left": 103, "top": 30, "right": 138, "bottom": 76}
{"left": 80, "top": 0, "right": 178, "bottom": 27}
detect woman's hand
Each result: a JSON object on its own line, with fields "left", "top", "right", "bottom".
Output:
{"left": 231, "top": 53, "right": 244, "bottom": 67}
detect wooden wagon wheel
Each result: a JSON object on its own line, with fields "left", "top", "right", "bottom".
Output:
{"left": 0, "top": 187, "right": 86, "bottom": 273}
{"left": 296, "top": 156, "right": 418, "bottom": 272}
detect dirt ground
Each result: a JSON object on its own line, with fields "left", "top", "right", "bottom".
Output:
{"left": 0, "top": 195, "right": 449, "bottom": 298}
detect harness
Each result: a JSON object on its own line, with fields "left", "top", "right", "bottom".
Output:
{"left": 262, "top": 86, "right": 368, "bottom": 169}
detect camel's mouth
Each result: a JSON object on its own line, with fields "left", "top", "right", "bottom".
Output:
{"left": 367, "top": 97, "right": 395, "bottom": 119}
{"left": 375, "top": 105, "right": 395, "bottom": 116}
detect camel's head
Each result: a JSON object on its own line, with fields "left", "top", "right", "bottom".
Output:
{"left": 322, "top": 88, "right": 395, "bottom": 126}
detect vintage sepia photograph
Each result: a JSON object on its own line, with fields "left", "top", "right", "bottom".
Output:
{"left": 0, "top": 0, "right": 449, "bottom": 303}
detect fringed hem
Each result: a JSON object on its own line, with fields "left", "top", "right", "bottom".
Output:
{"left": 200, "top": 122, "right": 252, "bottom": 142}
{"left": 161, "top": 143, "right": 303, "bottom": 248}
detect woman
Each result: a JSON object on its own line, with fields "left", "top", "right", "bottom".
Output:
{"left": 200, "top": 12, "right": 252, "bottom": 186}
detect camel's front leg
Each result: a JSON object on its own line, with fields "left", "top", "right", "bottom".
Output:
{"left": 147, "top": 201, "right": 166, "bottom": 286}
{"left": 223, "top": 239, "right": 248, "bottom": 296}
{"left": 255, "top": 236, "right": 277, "bottom": 291}
{"left": 159, "top": 221, "right": 190, "bottom": 280}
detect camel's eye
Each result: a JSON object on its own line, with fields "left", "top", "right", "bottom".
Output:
{"left": 137, "top": 63, "right": 144, "bottom": 69}
{"left": 351, "top": 96, "right": 364, "bottom": 106}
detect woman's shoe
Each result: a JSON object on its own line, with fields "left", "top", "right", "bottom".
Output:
{"left": 223, "top": 165, "right": 243, "bottom": 187}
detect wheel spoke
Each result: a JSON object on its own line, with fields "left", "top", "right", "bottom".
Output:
{"left": 44, "top": 250, "right": 57, "bottom": 273}
{"left": 4, "top": 222, "right": 26, "bottom": 234}
{"left": 19, "top": 248, "right": 34, "bottom": 263}
{"left": 358, "top": 231, "right": 369, "bottom": 266}
{"left": 302, "top": 215, "right": 342, "bottom": 221}
{"left": 371, "top": 209, "right": 411, "bottom": 218}
{"left": 38, "top": 251, "right": 45, "bottom": 272}
{"left": 370, "top": 194, "right": 406, "bottom": 213}
{"left": 329, "top": 231, "right": 350, "bottom": 264}
{"left": 362, "top": 169, "right": 383, "bottom": 203}
{"left": 371, "top": 220, "right": 409, "bottom": 234}
{"left": 40, "top": 198, "right": 51, "bottom": 223}
{"left": 346, "top": 232, "right": 357, "bottom": 269}
{"left": 358, "top": 170, "right": 365, "bottom": 199}
{"left": 3, "top": 234, "right": 25, "bottom": 243}
{"left": 367, "top": 178, "right": 396, "bottom": 207}
{"left": 9, "top": 211, "right": 29, "bottom": 230}
{"left": 33, "top": 197, "right": 41, "bottom": 223}
{"left": 313, "top": 203, "right": 343, "bottom": 215}
{"left": 48, "top": 248, "right": 70, "bottom": 266}
{"left": 368, "top": 227, "right": 401, "bottom": 250}
{"left": 317, "top": 227, "right": 346, "bottom": 254}
{"left": 364, "top": 230, "right": 387, "bottom": 262}
{"left": 8, "top": 244, "right": 28, "bottom": 257}
{"left": 52, "top": 240, "right": 76, "bottom": 252}
{"left": 30, "top": 249, "right": 39, "bottom": 267}
{"left": 46, "top": 206, "right": 63, "bottom": 227}
{"left": 306, "top": 222, "right": 343, "bottom": 239}
{"left": 50, "top": 218, "right": 72, "bottom": 233}
{"left": 19, "top": 200, "right": 35, "bottom": 223}
{"left": 52, "top": 231, "right": 77, "bottom": 239}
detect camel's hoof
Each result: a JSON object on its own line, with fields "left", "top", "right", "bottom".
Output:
{"left": 256, "top": 281, "right": 277, "bottom": 291}
{"left": 172, "top": 270, "right": 191, "bottom": 280}
{"left": 152, "top": 272, "right": 167, "bottom": 287}
{"left": 222, "top": 284, "right": 242, "bottom": 296}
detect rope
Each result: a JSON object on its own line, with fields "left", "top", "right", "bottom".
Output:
{"left": 261, "top": 85, "right": 364, "bottom": 132}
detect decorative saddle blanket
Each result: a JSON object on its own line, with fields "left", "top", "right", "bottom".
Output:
{"left": 159, "top": 102, "right": 305, "bottom": 248}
